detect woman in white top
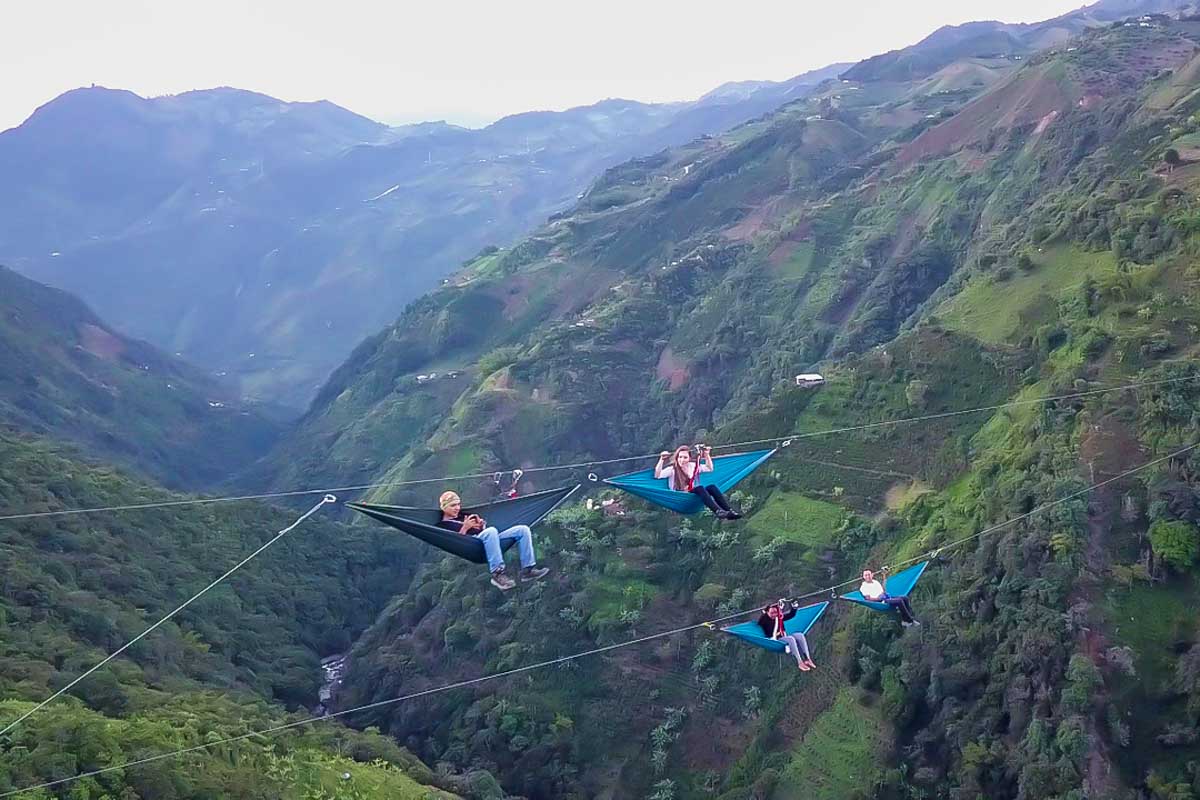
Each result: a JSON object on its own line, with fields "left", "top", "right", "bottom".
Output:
{"left": 859, "top": 569, "right": 920, "bottom": 626}
{"left": 654, "top": 445, "right": 741, "bottom": 519}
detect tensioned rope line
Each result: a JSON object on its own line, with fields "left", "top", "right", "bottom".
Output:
{"left": 0, "top": 495, "right": 338, "bottom": 740}
{"left": 1, "top": 373, "right": 1196, "bottom": 523}
{"left": 776, "top": 439, "right": 1200, "bottom": 603}
{"left": 7, "top": 439, "right": 1196, "bottom": 797}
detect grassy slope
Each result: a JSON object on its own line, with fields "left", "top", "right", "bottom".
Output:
{"left": 936, "top": 245, "right": 1118, "bottom": 344}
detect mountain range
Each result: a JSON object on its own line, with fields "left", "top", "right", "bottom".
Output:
{"left": 3, "top": 1, "right": 1200, "bottom": 798}
{"left": 0, "top": 65, "right": 844, "bottom": 408}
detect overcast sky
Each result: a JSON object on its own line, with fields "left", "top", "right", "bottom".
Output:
{"left": 1, "top": 0, "right": 1086, "bottom": 132}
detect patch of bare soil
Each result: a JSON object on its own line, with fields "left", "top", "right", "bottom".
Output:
{"left": 656, "top": 346, "right": 690, "bottom": 391}
{"left": 895, "top": 64, "right": 1072, "bottom": 170}
{"left": 1073, "top": 411, "right": 1148, "bottom": 797}
{"left": 723, "top": 196, "right": 796, "bottom": 242}
{"left": 724, "top": 205, "right": 774, "bottom": 241}
{"left": 884, "top": 480, "right": 933, "bottom": 511}
{"left": 77, "top": 323, "right": 125, "bottom": 361}
{"left": 767, "top": 240, "right": 803, "bottom": 270}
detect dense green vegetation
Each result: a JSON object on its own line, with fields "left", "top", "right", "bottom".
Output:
{"left": 9, "top": 5, "right": 1200, "bottom": 799}
{"left": 250, "top": 13, "right": 1200, "bottom": 799}
{"left": 0, "top": 432, "right": 481, "bottom": 798}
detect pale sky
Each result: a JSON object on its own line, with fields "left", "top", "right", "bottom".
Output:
{"left": 0, "top": 0, "right": 1087, "bottom": 132}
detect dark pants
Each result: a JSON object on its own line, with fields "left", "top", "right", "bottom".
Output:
{"left": 691, "top": 484, "right": 732, "bottom": 515}
{"left": 883, "top": 595, "right": 917, "bottom": 623}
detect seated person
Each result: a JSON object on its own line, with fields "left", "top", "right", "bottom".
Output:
{"left": 757, "top": 599, "right": 817, "bottom": 671}
{"left": 654, "top": 445, "right": 741, "bottom": 519}
{"left": 859, "top": 569, "right": 920, "bottom": 626}
{"left": 437, "top": 491, "right": 549, "bottom": 590}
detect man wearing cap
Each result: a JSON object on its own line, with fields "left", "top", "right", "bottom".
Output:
{"left": 436, "top": 491, "right": 549, "bottom": 590}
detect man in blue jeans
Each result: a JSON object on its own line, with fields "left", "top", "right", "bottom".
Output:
{"left": 437, "top": 491, "right": 549, "bottom": 590}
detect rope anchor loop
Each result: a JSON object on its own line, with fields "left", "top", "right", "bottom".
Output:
{"left": 587, "top": 472, "right": 599, "bottom": 482}
{"left": 781, "top": 439, "right": 793, "bottom": 448}
{"left": 505, "top": 469, "right": 524, "bottom": 498}
{"left": 323, "top": 494, "right": 338, "bottom": 504}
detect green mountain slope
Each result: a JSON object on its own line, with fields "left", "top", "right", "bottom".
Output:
{"left": 0, "top": 431, "right": 482, "bottom": 798}
{"left": 250, "top": 15, "right": 1200, "bottom": 800}
{"left": 0, "top": 265, "right": 280, "bottom": 489}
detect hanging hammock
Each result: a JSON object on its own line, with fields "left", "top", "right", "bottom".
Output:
{"left": 722, "top": 601, "right": 830, "bottom": 654}
{"left": 603, "top": 449, "right": 777, "bottom": 514}
{"left": 348, "top": 484, "right": 579, "bottom": 564}
{"left": 839, "top": 561, "right": 930, "bottom": 612}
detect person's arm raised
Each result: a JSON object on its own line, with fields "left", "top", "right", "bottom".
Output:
{"left": 654, "top": 452, "right": 672, "bottom": 479}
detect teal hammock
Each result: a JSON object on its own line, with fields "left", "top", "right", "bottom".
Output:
{"left": 839, "top": 561, "right": 930, "bottom": 612}
{"left": 348, "top": 485, "right": 578, "bottom": 564}
{"left": 722, "top": 601, "right": 829, "bottom": 653}
{"left": 603, "top": 449, "right": 776, "bottom": 514}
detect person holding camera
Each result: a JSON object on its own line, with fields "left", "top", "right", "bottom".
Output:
{"left": 653, "top": 444, "right": 741, "bottom": 519}
{"left": 436, "top": 490, "right": 549, "bottom": 590}
{"left": 757, "top": 599, "right": 817, "bottom": 671}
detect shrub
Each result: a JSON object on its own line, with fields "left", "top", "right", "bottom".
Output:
{"left": 1149, "top": 519, "right": 1200, "bottom": 572}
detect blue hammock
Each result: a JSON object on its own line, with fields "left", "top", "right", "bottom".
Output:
{"left": 839, "top": 561, "right": 930, "bottom": 612}
{"left": 722, "top": 601, "right": 829, "bottom": 653}
{"left": 603, "top": 449, "right": 777, "bottom": 514}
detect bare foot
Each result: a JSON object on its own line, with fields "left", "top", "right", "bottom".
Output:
{"left": 798, "top": 662, "right": 811, "bottom": 671}
{"left": 805, "top": 661, "right": 817, "bottom": 670}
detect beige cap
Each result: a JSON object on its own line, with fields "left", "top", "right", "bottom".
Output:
{"left": 439, "top": 491, "right": 461, "bottom": 511}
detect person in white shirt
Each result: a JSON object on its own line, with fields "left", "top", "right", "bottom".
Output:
{"left": 859, "top": 569, "right": 920, "bottom": 626}
{"left": 653, "top": 445, "right": 741, "bottom": 519}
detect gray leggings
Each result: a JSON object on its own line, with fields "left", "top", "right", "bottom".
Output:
{"left": 779, "top": 633, "right": 811, "bottom": 665}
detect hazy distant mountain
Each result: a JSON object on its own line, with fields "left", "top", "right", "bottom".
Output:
{"left": 843, "top": 0, "right": 1195, "bottom": 81}
{"left": 0, "top": 69, "right": 842, "bottom": 407}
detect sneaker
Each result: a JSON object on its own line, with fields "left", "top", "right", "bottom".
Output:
{"left": 910, "top": 619, "right": 922, "bottom": 627}
{"left": 714, "top": 509, "right": 731, "bottom": 520}
{"left": 725, "top": 510, "right": 743, "bottom": 520}
{"left": 490, "top": 569, "right": 516, "bottom": 591}
{"left": 901, "top": 620, "right": 913, "bottom": 628}
{"left": 520, "top": 566, "right": 550, "bottom": 582}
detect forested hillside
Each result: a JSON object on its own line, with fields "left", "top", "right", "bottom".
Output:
{"left": 7, "top": 4, "right": 1200, "bottom": 800}
{"left": 252, "top": 14, "right": 1200, "bottom": 799}
{"left": 0, "top": 431, "right": 502, "bottom": 798}
{"left": 0, "top": 265, "right": 280, "bottom": 489}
